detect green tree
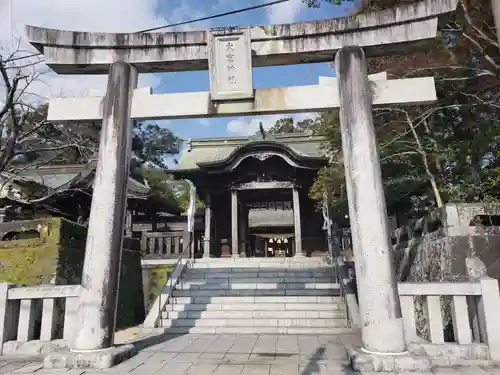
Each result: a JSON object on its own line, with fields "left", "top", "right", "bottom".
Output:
{"left": 140, "top": 168, "right": 176, "bottom": 202}
{"left": 302, "top": 0, "right": 355, "bottom": 7}
{"left": 254, "top": 117, "right": 314, "bottom": 137}
{"left": 1, "top": 47, "right": 186, "bottom": 208}
{"left": 172, "top": 179, "right": 204, "bottom": 213}
{"left": 307, "top": 0, "right": 500, "bottom": 218}
{"left": 1, "top": 48, "right": 182, "bottom": 177}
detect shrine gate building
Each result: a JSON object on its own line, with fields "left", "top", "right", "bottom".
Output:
{"left": 169, "top": 132, "right": 329, "bottom": 258}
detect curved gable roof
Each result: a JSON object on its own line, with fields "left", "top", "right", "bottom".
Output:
{"left": 197, "top": 140, "right": 326, "bottom": 170}
{"left": 172, "top": 133, "right": 327, "bottom": 173}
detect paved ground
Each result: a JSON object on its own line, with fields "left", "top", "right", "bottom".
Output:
{"left": 1, "top": 334, "right": 500, "bottom": 374}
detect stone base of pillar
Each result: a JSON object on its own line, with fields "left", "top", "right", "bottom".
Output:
{"left": 203, "top": 240, "right": 211, "bottom": 258}
{"left": 220, "top": 244, "right": 232, "bottom": 258}
{"left": 348, "top": 348, "right": 431, "bottom": 373}
{"left": 44, "top": 344, "right": 136, "bottom": 370}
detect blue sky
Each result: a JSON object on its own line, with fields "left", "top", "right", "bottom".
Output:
{"left": 2, "top": 0, "right": 356, "bottom": 146}
{"left": 150, "top": 0, "right": 356, "bottom": 140}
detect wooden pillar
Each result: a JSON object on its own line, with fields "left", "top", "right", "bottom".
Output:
{"left": 72, "top": 62, "right": 138, "bottom": 352}
{"left": 244, "top": 207, "right": 249, "bottom": 256}
{"left": 335, "top": 46, "right": 406, "bottom": 354}
{"left": 292, "top": 187, "right": 303, "bottom": 257}
{"left": 231, "top": 190, "right": 239, "bottom": 258}
{"left": 204, "top": 194, "right": 211, "bottom": 258}
{"left": 238, "top": 202, "right": 248, "bottom": 257}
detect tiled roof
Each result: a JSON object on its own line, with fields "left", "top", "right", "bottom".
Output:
{"left": 175, "top": 133, "right": 325, "bottom": 171}
{"left": 15, "top": 164, "right": 149, "bottom": 196}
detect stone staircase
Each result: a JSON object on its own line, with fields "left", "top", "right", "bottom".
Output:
{"left": 158, "top": 257, "right": 353, "bottom": 334}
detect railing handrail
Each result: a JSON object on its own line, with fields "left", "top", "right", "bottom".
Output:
{"left": 7, "top": 285, "right": 81, "bottom": 300}
{"left": 144, "top": 231, "right": 185, "bottom": 238}
{"left": 333, "top": 256, "right": 352, "bottom": 328}
{"left": 158, "top": 232, "right": 193, "bottom": 327}
{"left": 157, "top": 179, "right": 197, "bottom": 328}
{"left": 398, "top": 281, "right": 482, "bottom": 296}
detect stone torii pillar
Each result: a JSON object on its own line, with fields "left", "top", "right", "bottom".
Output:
{"left": 72, "top": 62, "right": 137, "bottom": 353}
{"left": 335, "top": 46, "right": 407, "bottom": 356}
{"left": 492, "top": 0, "right": 500, "bottom": 48}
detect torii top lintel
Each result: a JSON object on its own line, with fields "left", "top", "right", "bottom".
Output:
{"left": 25, "top": 0, "right": 457, "bottom": 75}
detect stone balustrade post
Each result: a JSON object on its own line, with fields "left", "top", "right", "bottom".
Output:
{"left": 0, "top": 283, "right": 17, "bottom": 354}
{"left": 478, "top": 277, "right": 500, "bottom": 360}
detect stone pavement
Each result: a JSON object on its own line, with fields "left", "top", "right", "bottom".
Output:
{"left": 1, "top": 334, "right": 500, "bottom": 374}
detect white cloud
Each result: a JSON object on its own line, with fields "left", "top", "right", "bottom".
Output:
{"left": 199, "top": 118, "right": 211, "bottom": 127}
{"left": 165, "top": 1, "right": 213, "bottom": 31}
{"left": 227, "top": 113, "right": 315, "bottom": 136}
{"left": 0, "top": 0, "right": 174, "bottom": 103}
{"left": 266, "top": 0, "right": 304, "bottom": 25}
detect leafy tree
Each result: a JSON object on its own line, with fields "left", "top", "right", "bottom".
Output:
{"left": 1, "top": 47, "right": 182, "bottom": 174}
{"left": 1, "top": 46, "right": 185, "bottom": 207}
{"left": 171, "top": 179, "right": 204, "bottom": 213}
{"left": 132, "top": 122, "right": 182, "bottom": 169}
{"left": 306, "top": 0, "right": 500, "bottom": 218}
{"left": 253, "top": 117, "right": 314, "bottom": 137}
{"left": 267, "top": 117, "right": 314, "bottom": 134}
{"left": 0, "top": 49, "right": 94, "bottom": 175}
{"left": 302, "top": 0, "right": 355, "bottom": 7}
{"left": 140, "top": 168, "right": 176, "bottom": 202}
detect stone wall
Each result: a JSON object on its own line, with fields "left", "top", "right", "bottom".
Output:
{"left": 392, "top": 203, "right": 500, "bottom": 284}
{"left": 141, "top": 265, "right": 172, "bottom": 311}
{"left": 0, "top": 218, "right": 145, "bottom": 330}
{"left": 391, "top": 202, "right": 500, "bottom": 341}
{"left": 0, "top": 219, "right": 86, "bottom": 285}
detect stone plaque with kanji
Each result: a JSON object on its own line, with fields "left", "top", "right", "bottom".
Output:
{"left": 208, "top": 27, "right": 254, "bottom": 101}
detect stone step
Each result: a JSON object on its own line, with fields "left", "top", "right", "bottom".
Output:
{"left": 183, "top": 276, "right": 337, "bottom": 283}
{"left": 170, "top": 296, "right": 343, "bottom": 304}
{"left": 186, "top": 269, "right": 333, "bottom": 275}
{"left": 153, "top": 326, "right": 354, "bottom": 335}
{"left": 175, "top": 282, "right": 340, "bottom": 290}
{"left": 159, "top": 318, "right": 348, "bottom": 328}
{"left": 171, "top": 289, "right": 339, "bottom": 297}
{"left": 161, "top": 309, "right": 346, "bottom": 319}
{"left": 192, "top": 261, "right": 331, "bottom": 269}
{"left": 184, "top": 272, "right": 334, "bottom": 280}
{"left": 165, "top": 302, "right": 344, "bottom": 312}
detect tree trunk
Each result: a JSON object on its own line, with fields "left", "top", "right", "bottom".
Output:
{"left": 405, "top": 113, "right": 444, "bottom": 208}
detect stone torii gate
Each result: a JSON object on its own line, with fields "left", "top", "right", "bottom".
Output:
{"left": 25, "top": 0, "right": 457, "bottom": 369}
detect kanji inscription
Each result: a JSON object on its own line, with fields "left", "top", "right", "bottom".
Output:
{"left": 208, "top": 27, "right": 254, "bottom": 101}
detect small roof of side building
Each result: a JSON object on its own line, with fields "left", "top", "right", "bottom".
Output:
{"left": 0, "top": 162, "right": 181, "bottom": 216}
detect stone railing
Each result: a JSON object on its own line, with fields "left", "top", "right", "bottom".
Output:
{"left": 141, "top": 231, "right": 203, "bottom": 259}
{"left": 141, "top": 231, "right": 186, "bottom": 258}
{"left": 398, "top": 278, "right": 500, "bottom": 360}
{"left": 0, "top": 283, "right": 81, "bottom": 355}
